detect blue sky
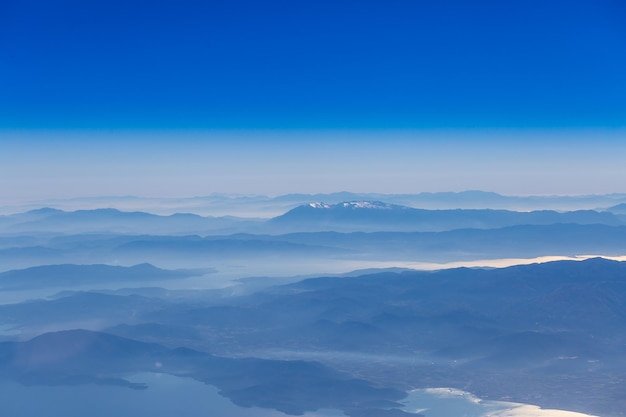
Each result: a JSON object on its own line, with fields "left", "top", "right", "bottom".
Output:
{"left": 2, "top": 0, "right": 625, "bottom": 129}
{"left": 1, "top": 1, "right": 625, "bottom": 200}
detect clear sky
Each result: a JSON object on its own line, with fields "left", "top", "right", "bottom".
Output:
{"left": 1, "top": 1, "right": 625, "bottom": 201}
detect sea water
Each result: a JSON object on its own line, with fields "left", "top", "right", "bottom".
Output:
{"left": 0, "top": 372, "right": 346, "bottom": 417}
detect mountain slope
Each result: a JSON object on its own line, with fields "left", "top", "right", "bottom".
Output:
{"left": 0, "top": 329, "right": 407, "bottom": 416}
{"left": 269, "top": 201, "right": 623, "bottom": 232}
{"left": 0, "top": 263, "right": 195, "bottom": 290}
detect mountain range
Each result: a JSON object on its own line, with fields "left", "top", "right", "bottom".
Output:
{"left": 1, "top": 201, "right": 624, "bottom": 235}
{"left": 5, "top": 191, "right": 626, "bottom": 216}
{"left": 2, "top": 196, "right": 626, "bottom": 416}
{"left": 2, "top": 223, "right": 626, "bottom": 274}
{"left": 1, "top": 258, "right": 625, "bottom": 416}
{"left": 0, "top": 329, "right": 409, "bottom": 416}
{"left": 270, "top": 201, "right": 623, "bottom": 232}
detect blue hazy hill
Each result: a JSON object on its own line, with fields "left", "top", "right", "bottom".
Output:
{"left": 0, "top": 263, "right": 195, "bottom": 291}
{"left": 2, "top": 223, "right": 626, "bottom": 273}
{"left": 0, "top": 208, "right": 256, "bottom": 235}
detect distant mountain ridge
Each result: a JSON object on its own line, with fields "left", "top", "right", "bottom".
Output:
{"left": 4, "top": 190, "right": 626, "bottom": 217}
{"left": 605, "top": 203, "right": 626, "bottom": 215}
{"left": 270, "top": 201, "right": 624, "bottom": 232}
{"left": 2, "top": 203, "right": 624, "bottom": 234}
{"left": 0, "top": 207, "right": 258, "bottom": 235}
{"left": 0, "top": 263, "right": 195, "bottom": 291}
{"left": 2, "top": 222, "right": 626, "bottom": 273}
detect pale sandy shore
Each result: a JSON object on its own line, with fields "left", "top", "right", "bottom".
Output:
{"left": 486, "top": 404, "right": 600, "bottom": 417}
{"left": 405, "top": 388, "right": 601, "bottom": 417}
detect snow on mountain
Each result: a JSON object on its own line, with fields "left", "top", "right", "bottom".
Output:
{"left": 308, "top": 201, "right": 399, "bottom": 210}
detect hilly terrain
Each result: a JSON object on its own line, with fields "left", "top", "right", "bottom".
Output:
{"left": 1, "top": 259, "right": 625, "bottom": 416}
{"left": 0, "top": 329, "right": 408, "bottom": 416}
{"left": 2, "top": 223, "right": 626, "bottom": 274}
{"left": 1, "top": 197, "right": 626, "bottom": 416}
{"left": 2, "top": 201, "right": 626, "bottom": 275}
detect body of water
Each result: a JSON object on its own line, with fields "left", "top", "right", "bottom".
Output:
{"left": 0, "top": 373, "right": 600, "bottom": 417}
{"left": 0, "top": 372, "right": 346, "bottom": 417}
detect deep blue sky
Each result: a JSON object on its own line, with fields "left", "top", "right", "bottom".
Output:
{"left": 2, "top": 0, "right": 625, "bottom": 128}
{"left": 1, "top": 1, "right": 625, "bottom": 201}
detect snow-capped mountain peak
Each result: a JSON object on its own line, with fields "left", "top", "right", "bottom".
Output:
{"left": 308, "top": 202, "right": 332, "bottom": 209}
{"left": 308, "top": 201, "right": 395, "bottom": 210}
{"left": 340, "top": 201, "right": 393, "bottom": 209}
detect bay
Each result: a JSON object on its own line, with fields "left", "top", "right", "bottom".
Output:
{"left": 0, "top": 372, "right": 346, "bottom": 417}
